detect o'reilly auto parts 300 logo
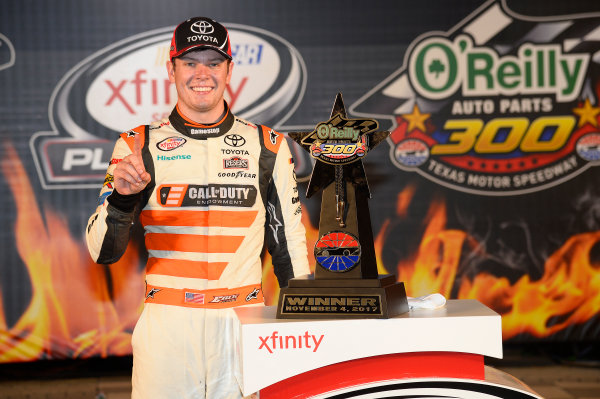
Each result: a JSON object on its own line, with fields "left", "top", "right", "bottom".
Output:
{"left": 351, "top": 0, "right": 600, "bottom": 195}
{"left": 30, "top": 24, "right": 306, "bottom": 189}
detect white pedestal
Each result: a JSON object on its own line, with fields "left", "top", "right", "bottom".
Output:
{"left": 235, "top": 299, "right": 504, "bottom": 396}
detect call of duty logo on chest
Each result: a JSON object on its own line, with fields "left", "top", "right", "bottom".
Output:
{"left": 277, "top": 93, "right": 408, "bottom": 319}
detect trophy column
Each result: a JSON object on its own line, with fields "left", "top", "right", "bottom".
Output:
{"left": 277, "top": 93, "right": 408, "bottom": 319}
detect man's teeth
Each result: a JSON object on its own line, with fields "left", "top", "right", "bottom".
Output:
{"left": 192, "top": 87, "right": 211, "bottom": 92}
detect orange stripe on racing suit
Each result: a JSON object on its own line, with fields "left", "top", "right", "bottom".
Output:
{"left": 140, "top": 209, "right": 258, "bottom": 227}
{"left": 146, "top": 258, "right": 228, "bottom": 280}
{"left": 145, "top": 233, "right": 244, "bottom": 253}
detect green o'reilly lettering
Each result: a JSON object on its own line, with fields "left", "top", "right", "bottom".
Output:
{"left": 408, "top": 34, "right": 589, "bottom": 102}
{"left": 316, "top": 123, "right": 360, "bottom": 141}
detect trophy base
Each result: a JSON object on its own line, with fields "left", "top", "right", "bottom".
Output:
{"left": 276, "top": 275, "right": 409, "bottom": 319}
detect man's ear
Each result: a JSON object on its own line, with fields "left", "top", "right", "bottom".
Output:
{"left": 226, "top": 60, "right": 234, "bottom": 85}
{"left": 166, "top": 59, "right": 175, "bottom": 81}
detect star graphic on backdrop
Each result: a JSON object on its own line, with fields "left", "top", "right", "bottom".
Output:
{"left": 401, "top": 104, "right": 430, "bottom": 133}
{"left": 573, "top": 98, "right": 600, "bottom": 128}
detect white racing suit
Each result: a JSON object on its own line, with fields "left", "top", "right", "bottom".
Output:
{"left": 86, "top": 103, "right": 310, "bottom": 398}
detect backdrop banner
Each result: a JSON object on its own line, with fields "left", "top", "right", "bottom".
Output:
{"left": 0, "top": 0, "right": 599, "bottom": 362}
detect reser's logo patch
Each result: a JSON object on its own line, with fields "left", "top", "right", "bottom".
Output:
{"left": 350, "top": 0, "right": 600, "bottom": 196}
{"left": 30, "top": 23, "right": 306, "bottom": 189}
{"left": 223, "top": 156, "right": 249, "bottom": 169}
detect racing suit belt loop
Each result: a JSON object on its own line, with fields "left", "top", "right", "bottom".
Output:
{"left": 144, "top": 283, "right": 263, "bottom": 308}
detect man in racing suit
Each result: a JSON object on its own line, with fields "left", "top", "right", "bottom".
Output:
{"left": 85, "top": 16, "right": 310, "bottom": 399}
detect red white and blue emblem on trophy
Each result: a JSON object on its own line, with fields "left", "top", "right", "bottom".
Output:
{"left": 315, "top": 231, "right": 361, "bottom": 272}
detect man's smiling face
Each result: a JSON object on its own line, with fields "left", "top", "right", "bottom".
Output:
{"left": 167, "top": 48, "right": 233, "bottom": 123}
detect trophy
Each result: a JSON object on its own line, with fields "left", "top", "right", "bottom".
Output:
{"left": 276, "top": 93, "right": 409, "bottom": 319}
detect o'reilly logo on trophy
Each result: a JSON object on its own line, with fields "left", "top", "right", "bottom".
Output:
{"left": 302, "top": 115, "right": 377, "bottom": 166}
{"left": 309, "top": 123, "right": 369, "bottom": 165}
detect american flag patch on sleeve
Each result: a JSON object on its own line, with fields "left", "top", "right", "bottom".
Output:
{"left": 185, "top": 292, "right": 205, "bottom": 304}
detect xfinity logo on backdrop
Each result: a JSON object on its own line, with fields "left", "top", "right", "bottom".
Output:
{"left": 30, "top": 23, "right": 306, "bottom": 189}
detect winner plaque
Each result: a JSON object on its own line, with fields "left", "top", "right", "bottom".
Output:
{"left": 276, "top": 93, "right": 409, "bottom": 319}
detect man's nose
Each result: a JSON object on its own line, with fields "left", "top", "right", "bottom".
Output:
{"left": 193, "top": 63, "right": 211, "bottom": 76}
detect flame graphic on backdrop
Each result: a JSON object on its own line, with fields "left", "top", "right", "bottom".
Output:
{"left": 378, "top": 184, "right": 600, "bottom": 339}
{"left": 1, "top": 142, "right": 599, "bottom": 363}
{"left": 460, "top": 233, "right": 600, "bottom": 338}
{"left": 0, "top": 143, "right": 144, "bottom": 362}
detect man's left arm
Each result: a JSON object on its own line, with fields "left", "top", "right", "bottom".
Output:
{"left": 265, "top": 137, "right": 311, "bottom": 287}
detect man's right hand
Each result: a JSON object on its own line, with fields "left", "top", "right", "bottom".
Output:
{"left": 113, "top": 133, "right": 151, "bottom": 195}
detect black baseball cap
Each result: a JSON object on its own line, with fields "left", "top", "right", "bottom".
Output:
{"left": 169, "top": 17, "right": 232, "bottom": 61}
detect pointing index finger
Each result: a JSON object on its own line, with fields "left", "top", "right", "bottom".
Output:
{"left": 130, "top": 132, "right": 147, "bottom": 177}
{"left": 133, "top": 132, "right": 143, "bottom": 157}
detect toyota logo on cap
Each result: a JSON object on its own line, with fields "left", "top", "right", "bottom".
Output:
{"left": 169, "top": 17, "right": 232, "bottom": 60}
{"left": 191, "top": 20, "right": 214, "bottom": 35}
